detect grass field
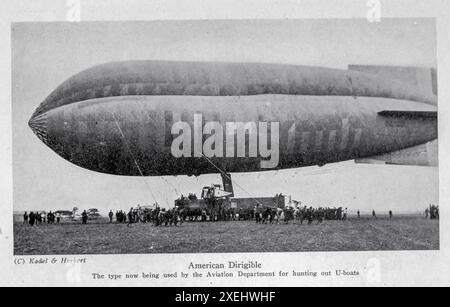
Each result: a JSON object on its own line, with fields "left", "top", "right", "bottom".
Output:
{"left": 14, "top": 216, "right": 439, "bottom": 255}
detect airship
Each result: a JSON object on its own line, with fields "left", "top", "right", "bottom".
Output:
{"left": 28, "top": 60, "right": 438, "bottom": 176}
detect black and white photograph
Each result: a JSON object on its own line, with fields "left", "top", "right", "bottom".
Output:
{"left": 12, "top": 18, "right": 439, "bottom": 255}
{"left": 2, "top": 0, "right": 450, "bottom": 289}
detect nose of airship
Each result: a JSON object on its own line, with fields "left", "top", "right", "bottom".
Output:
{"left": 28, "top": 112, "right": 48, "bottom": 145}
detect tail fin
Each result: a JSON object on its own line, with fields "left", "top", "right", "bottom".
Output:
{"left": 221, "top": 173, "right": 234, "bottom": 197}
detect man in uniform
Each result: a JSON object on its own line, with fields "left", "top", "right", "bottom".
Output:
{"left": 82, "top": 210, "right": 88, "bottom": 224}
{"left": 109, "top": 210, "right": 114, "bottom": 223}
{"left": 29, "top": 212, "right": 35, "bottom": 226}
{"left": 127, "top": 208, "right": 134, "bottom": 227}
{"left": 201, "top": 209, "right": 207, "bottom": 222}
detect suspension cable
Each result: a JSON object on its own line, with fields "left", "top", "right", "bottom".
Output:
{"left": 201, "top": 154, "right": 265, "bottom": 207}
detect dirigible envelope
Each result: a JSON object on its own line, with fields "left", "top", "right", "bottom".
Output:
{"left": 28, "top": 61, "right": 438, "bottom": 176}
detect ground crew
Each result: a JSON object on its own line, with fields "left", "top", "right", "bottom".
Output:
{"left": 82, "top": 210, "right": 88, "bottom": 224}
{"left": 29, "top": 212, "right": 36, "bottom": 226}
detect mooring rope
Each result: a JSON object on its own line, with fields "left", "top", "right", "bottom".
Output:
{"left": 111, "top": 112, "right": 159, "bottom": 204}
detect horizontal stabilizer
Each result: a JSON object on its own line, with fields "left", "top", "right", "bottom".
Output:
{"left": 378, "top": 110, "right": 437, "bottom": 119}
{"left": 356, "top": 140, "right": 438, "bottom": 167}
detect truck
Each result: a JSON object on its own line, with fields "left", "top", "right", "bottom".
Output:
{"left": 175, "top": 173, "right": 285, "bottom": 221}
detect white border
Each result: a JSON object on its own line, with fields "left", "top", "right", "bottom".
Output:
{"left": 1, "top": 0, "right": 450, "bottom": 287}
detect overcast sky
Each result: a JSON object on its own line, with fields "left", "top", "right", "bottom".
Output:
{"left": 12, "top": 19, "right": 438, "bottom": 213}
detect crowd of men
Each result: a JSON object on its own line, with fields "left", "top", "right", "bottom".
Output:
{"left": 425, "top": 205, "right": 439, "bottom": 220}
{"left": 104, "top": 205, "right": 413, "bottom": 225}
{"left": 21, "top": 202, "right": 438, "bottom": 227}
{"left": 103, "top": 203, "right": 352, "bottom": 226}
{"left": 109, "top": 206, "right": 181, "bottom": 227}
{"left": 23, "top": 210, "right": 90, "bottom": 226}
{"left": 113, "top": 210, "right": 128, "bottom": 223}
{"left": 23, "top": 211, "right": 61, "bottom": 226}
{"left": 252, "top": 205, "right": 350, "bottom": 225}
